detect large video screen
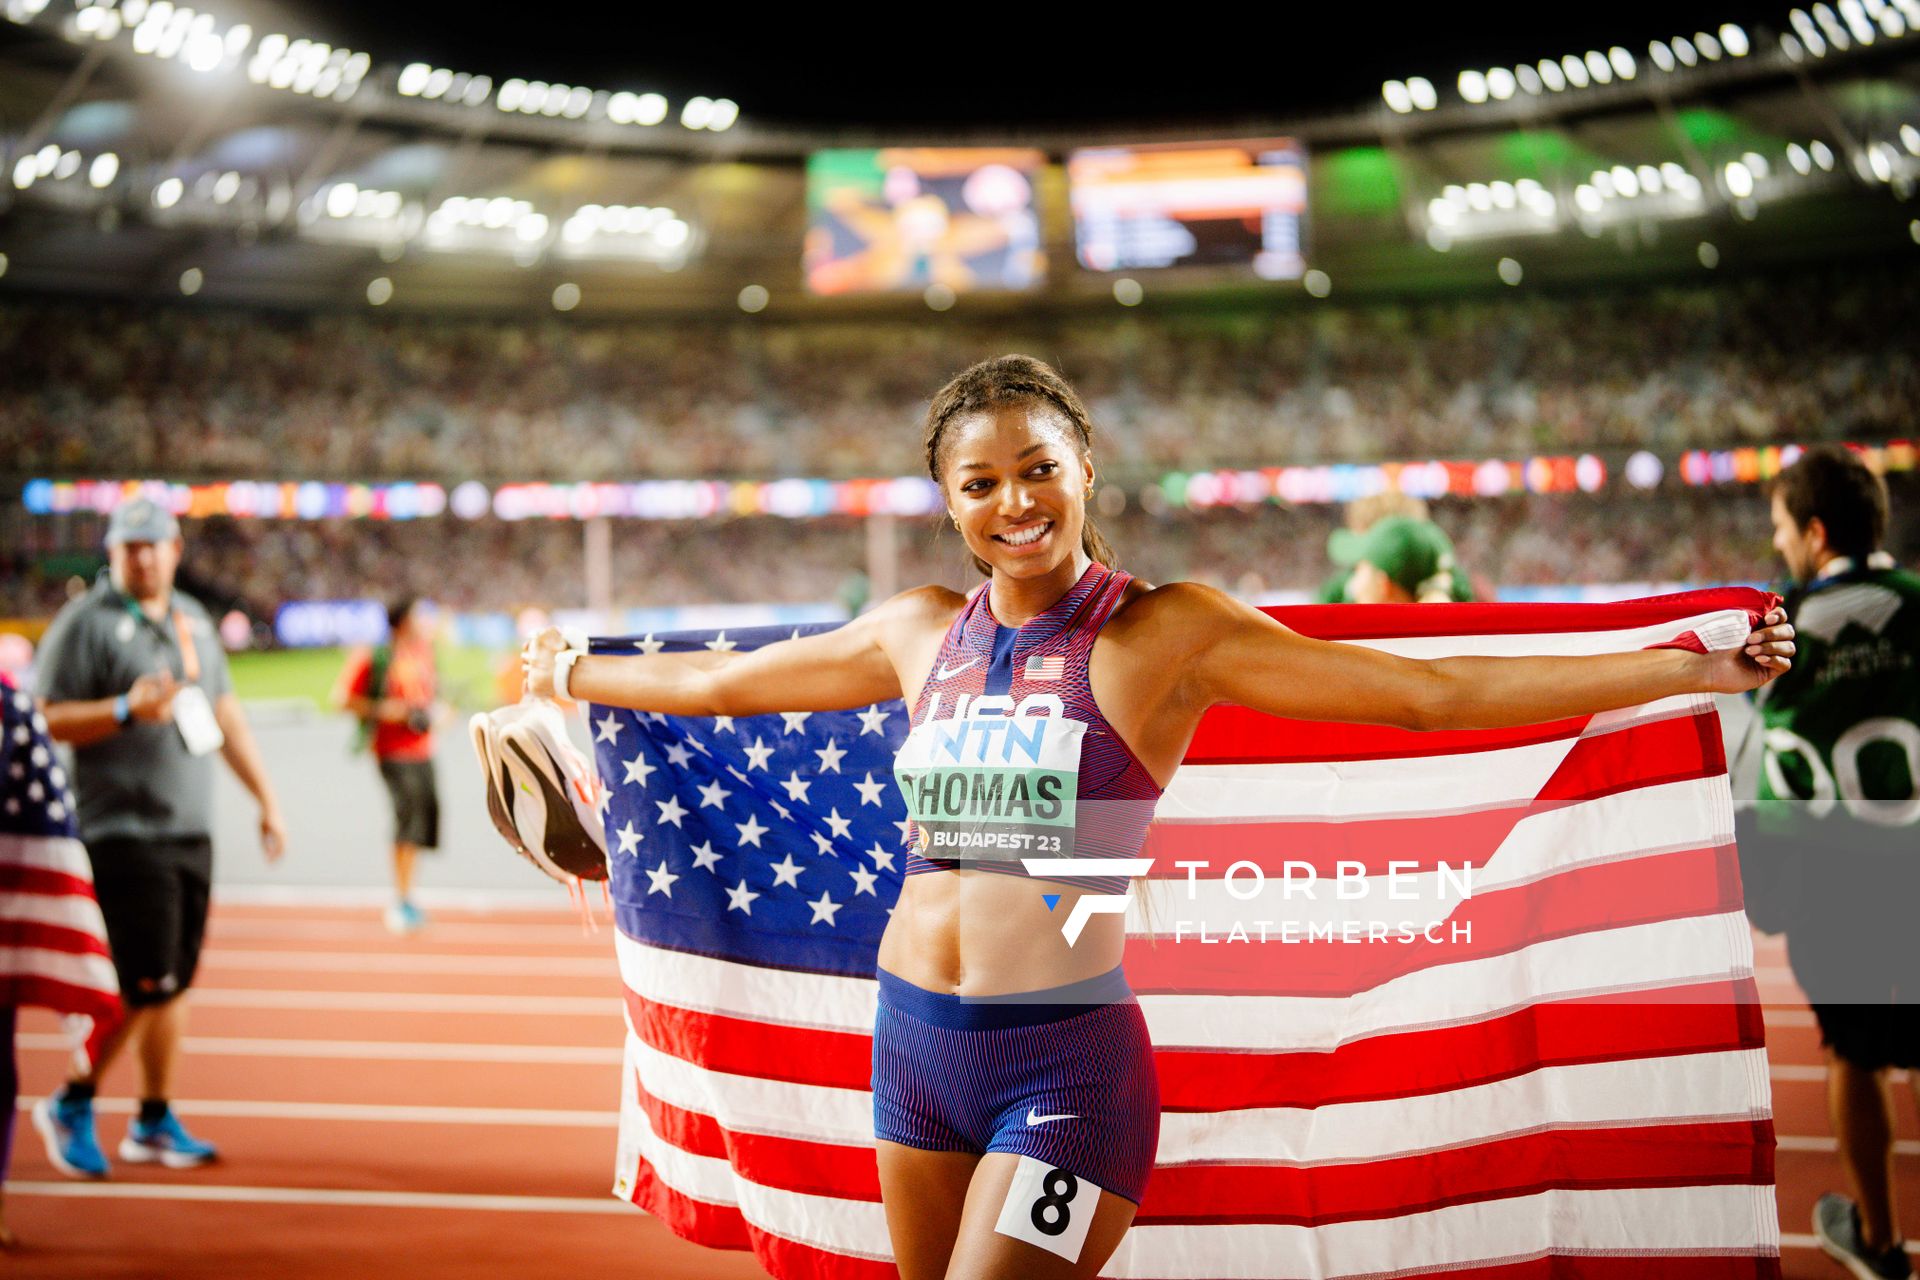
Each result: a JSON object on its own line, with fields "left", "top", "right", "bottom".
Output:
{"left": 804, "top": 148, "right": 1046, "bottom": 295}
{"left": 1069, "top": 139, "right": 1308, "bottom": 277}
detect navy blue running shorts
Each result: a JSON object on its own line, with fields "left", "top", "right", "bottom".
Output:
{"left": 870, "top": 965, "right": 1160, "bottom": 1204}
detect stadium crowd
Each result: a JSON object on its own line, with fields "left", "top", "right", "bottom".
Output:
{"left": 4, "top": 264, "right": 1916, "bottom": 483}
{"left": 13, "top": 481, "right": 1916, "bottom": 621}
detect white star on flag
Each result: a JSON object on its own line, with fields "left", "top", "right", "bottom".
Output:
{"left": 697, "top": 779, "right": 732, "bottom": 810}
{"left": 47, "top": 800, "right": 66, "bottom": 822}
{"left": 705, "top": 632, "right": 737, "bottom": 653}
{"left": 770, "top": 800, "right": 793, "bottom": 822}
{"left": 893, "top": 818, "right": 914, "bottom": 842}
{"left": 813, "top": 739, "right": 845, "bottom": 772}
{"left": 781, "top": 771, "right": 812, "bottom": 803}
{"left": 637, "top": 634, "right": 664, "bottom": 655}
{"left": 645, "top": 861, "right": 679, "bottom": 897}
{"left": 781, "top": 711, "right": 812, "bottom": 735}
{"left": 689, "top": 841, "right": 723, "bottom": 873}
{"left": 806, "top": 891, "right": 842, "bottom": 927}
{"left": 689, "top": 737, "right": 711, "bottom": 756}
{"left": 866, "top": 842, "right": 897, "bottom": 873}
{"left": 742, "top": 738, "right": 773, "bottom": 771}
{"left": 857, "top": 705, "right": 890, "bottom": 736}
{"left": 595, "top": 712, "right": 624, "bottom": 744}
{"left": 655, "top": 795, "right": 688, "bottom": 828}
{"left": 615, "top": 821, "right": 643, "bottom": 856}
{"left": 724, "top": 880, "right": 759, "bottom": 914}
{"left": 853, "top": 772, "right": 888, "bottom": 807}
{"left": 849, "top": 865, "right": 879, "bottom": 896}
{"left": 713, "top": 716, "right": 735, "bottom": 733}
{"left": 768, "top": 853, "right": 803, "bottom": 888}
{"left": 665, "top": 742, "right": 693, "bottom": 768}
{"left": 824, "top": 808, "right": 853, "bottom": 841}
{"left": 622, "top": 755, "right": 656, "bottom": 788}
{"left": 734, "top": 813, "right": 769, "bottom": 848}
{"left": 810, "top": 831, "right": 836, "bottom": 856}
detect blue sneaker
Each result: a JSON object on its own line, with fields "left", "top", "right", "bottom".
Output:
{"left": 32, "top": 1093, "right": 110, "bottom": 1179}
{"left": 119, "top": 1107, "right": 218, "bottom": 1169}
{"left": 384, "top": 900, "right": 427, "bottom": 934}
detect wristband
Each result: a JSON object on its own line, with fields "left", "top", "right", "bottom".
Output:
{"left": 113, "top": 693, "right": 132, "bottom": 725}
{"left": 553, "top": 647, "right": 584, "bottom": 702}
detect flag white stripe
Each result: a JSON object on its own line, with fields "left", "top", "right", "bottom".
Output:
{"left": 0, "top": 944, "right": 118, "bottom": 993}
{"left": 1342, "top": 609, "right": 1753, "bottom": 660}
{"left": 616, "top": 910, "right": 1756, "bottom": 1053}
{"left": 0, "top": 831, "right": 96, "bottom": 879}
{"left": 0, "top": 888, "right": 110, "bottom": 936}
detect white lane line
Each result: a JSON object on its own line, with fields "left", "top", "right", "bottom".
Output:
{"left": 185, "top": 989, "right": 621, "bottom": 1015}
{"left": 200, "top": 949, "right": 614, "bottom": 976}
{"left": 14, "top": 1097, "right": 615, "bottom": 1127}
{"left": 5, "top": 1181, "right": 631, "bottom": 1215}
{"left": 18, "top": 1033, "right": 621, "bottom": 1064}
{"left": 1776, "top": 1135, "right": 1920, "bottom": 1156}
{"left": 207, "top": 918, "right": 609, "bottom": 947}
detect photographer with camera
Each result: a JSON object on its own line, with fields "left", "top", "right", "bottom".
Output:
{"left": 336, "top": 598, "right": 444, "bottom": 934}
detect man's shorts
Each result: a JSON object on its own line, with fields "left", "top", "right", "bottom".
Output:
{"left": 871, "top": 965, "right": 1161, "bottom": 1205}
{"left": 86, "top": 835, "right": 213, "bottom": 1008}
{"left": 378, "top": 758, "right": 440, "bottom": 849}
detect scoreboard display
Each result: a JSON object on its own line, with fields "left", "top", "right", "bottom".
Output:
{"left": 1069, "top": 138, "right": 1308, "bottom": 277}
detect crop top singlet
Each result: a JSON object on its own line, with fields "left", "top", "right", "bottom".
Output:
{"left": 895, "top": 562, "right": 1163, "bottom": 896}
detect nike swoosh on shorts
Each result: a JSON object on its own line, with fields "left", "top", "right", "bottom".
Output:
{"left": 1025, "top": 1108, "right": 1078, "bottom": 1126}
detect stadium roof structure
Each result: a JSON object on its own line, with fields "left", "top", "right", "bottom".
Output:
{"left": 0, "top": 1, "right": 1916, "bottom": 314}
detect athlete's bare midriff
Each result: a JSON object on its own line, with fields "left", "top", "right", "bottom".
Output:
{"left": 877, "top": 870, "right": 1129, "bottom": 995}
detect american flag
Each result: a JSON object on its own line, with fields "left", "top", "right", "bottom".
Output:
{"left": 0, "top": 676, "right": 121, "bottom": 1061}
{"left": 594, "top": 591, "right": 1781, "bottom": 1279}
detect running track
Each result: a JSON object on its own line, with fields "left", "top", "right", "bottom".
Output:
{"left": 6, "top": 905, "right": 1914, "bottom": 1278}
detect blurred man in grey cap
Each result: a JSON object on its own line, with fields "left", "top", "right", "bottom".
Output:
{"left": 29, "top": 496, "right": 286, "bottom": 1179}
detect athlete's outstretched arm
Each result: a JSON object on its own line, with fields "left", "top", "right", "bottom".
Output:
{"left": 522, "top": 586, "right": 959, "bottom": 718}
{"left": 1158, "top": 583, "right": 1794, "bottom": 732}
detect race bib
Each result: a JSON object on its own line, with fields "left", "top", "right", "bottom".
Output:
{"left": 895, "top": 693, "right": 1082, "bottom": 863}
{"left": 172, "top": 685, "right": 225, "bottom": 757}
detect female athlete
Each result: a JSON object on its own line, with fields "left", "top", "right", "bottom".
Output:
{"left": 522, "top": 355, "right": 1795, "bottom": 1280}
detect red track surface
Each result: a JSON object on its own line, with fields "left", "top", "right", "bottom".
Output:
{"left": 4, "top": 907, "right": 1914, "bottom": 1278}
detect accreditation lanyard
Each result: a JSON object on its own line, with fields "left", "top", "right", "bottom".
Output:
{"left": 122, "top": 596, "right": 201, "bottom": 683}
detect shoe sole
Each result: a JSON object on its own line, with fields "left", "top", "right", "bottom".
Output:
{"left": 1813, "top": 1207, "right": 1916, "bottom": 1280}
{"left": 470, "top": 712, "right": 533, "bottom": 860}
{"left": 31, "top": 1101, "right": 109, "bottom": 1180}
{"left": 502, "top": 734, "right": 609, "bottom": 882}
{"left": 118, "top": 1139, "right": 216, "bottom": 1169}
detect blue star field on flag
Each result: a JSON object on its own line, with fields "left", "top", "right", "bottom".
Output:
{"left": 3, "top": 684, "right": 80, "bottom": 840}
{"left": 589, "top": 626, "right": 911, "bottom": 979}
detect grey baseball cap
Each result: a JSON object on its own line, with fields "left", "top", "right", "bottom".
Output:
{"left": 104, "top": 497, "right": 182, "bottom": 547}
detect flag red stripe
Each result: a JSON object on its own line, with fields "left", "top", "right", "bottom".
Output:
{"left": 0, "top": 917, "right": 112, "bottom": 960}
{"left": 632, "top": 1070, "right": 881, "bottom": 1201}
{"left": 0, "top": 973, "right": 120, "bottom": 1022}
{"left": 625, "top": 986, "right": 872, "bottom": 1092}
{"left": 1183, "top": 707, "right": 1591, "bottom": 767}
{"left": 1150, "top": 711, "right": 1723, "bottom": 875}
{"left": 1156, "top": 979, "right": 1767, "bottom": 1110}
{"left": 1126, "top": 843, "right": 1743, "bottom": 996}
{"left": 0, "top": 863, "right": 98, "bottom": 899}
{"left": 626, "top": 1166, "right": 895, "bottom": 1280}
{"left": 1137, "top": 1119, "right": 1776, "bottom": 1225}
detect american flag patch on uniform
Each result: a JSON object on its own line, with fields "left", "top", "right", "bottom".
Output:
{"left": 1022, "top": 653, "right": 1064, "bottom": 681}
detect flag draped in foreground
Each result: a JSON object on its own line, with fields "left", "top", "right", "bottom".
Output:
{"left": 593, "top": 591, "right": 1782, "bottom": 1280}
{"left": 0, "top": 679, "right": 121, "bottom": 1050}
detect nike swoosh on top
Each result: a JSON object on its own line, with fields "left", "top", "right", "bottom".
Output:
{"left": 934, "top": 658, "right": 980, "bottom": 681}
{"left": 1025, "top": 1108, "right": 1078, "bottom": 1126}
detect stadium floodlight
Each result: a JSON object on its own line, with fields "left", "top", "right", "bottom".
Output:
{"left": 1813, "top": 3, "right": 1851, "bottom": 50}
{"left": 1672, "top": 35, "right": 1699, "bottom": 65}
{"left": 1407, "top": 77, "right": 1437, "bottom": 109}
{"left": 708, "top": 99, "right": 739, "bottom": 130}
{"left": 366, "top": 276, "right": 392, "bottom": 306}
{"left": 1487, "top": 67, "right": 1516, "bottom": 100}
{"left": 515, "top": 213, "right": 548, "bottom": 242}
{"left": 397, "top": 63, "right": 429, "bottom": 96}
{"left": 1880, "top": 5, "right": 1907, "bottom": 35}
{"left": 212, "top": 170, "right": 240, "bottom": 203}
{"left": 1811, "top": 139, "right": 1836, "bottom": 170}
{"left": 53, "top": 149, "right": 79, "bottom": 180}
{"left": 1839, "top": 0, "right": 1875, "bottom": 42}
{"left": 426, "top": 67, "right": 454, "bottom": 99}
{"left": 1382, "top": 80, "right": 1413, "bottom": 113}
{"left": 1611, "top": 165, "right": 1639, "bottom": 197}
{"left": 1867, "top": 144, "right": 1894, "bottom": 182}
{"left": 1538, "top": 58, "right": 1566, "bottom": 90}
{"left": 681, "top": 95, "right": 716, "bottom": 128}
{"left": 1515, "top": 64, "right": 1542, "bottom": 94}
{"left": 1723, "top": 160, "right": 1754, "bottom": 197}
{"left": 1561, "top": 54, "right": 1590, "bottom": 87}
{"left": 635, "top": 93, "right": 668, "bottom": 125}
{"left": 1584, "top": 50, "right": 1612, "bottom": 83}
{"left": 1720, "top": 23, "right": 1751, "bottom": 55}
{"left": 88, "top": 152, "right": 118, "bottom": 188}
{"left": 179, "top": 266, "right": 202, "bottom": 295}
{"left": 654, "top": 218, "right": 690, "bottom": 248}
{"left": 153, "top": 176, "right": 183, "bottom": 207}
{"left": 738, "top": 284, "right": 770, "bottom": 313}
{"left": 1497, "top": 257, "right": 1523, "bottom": 285}
{"left": 497, "top": 78, "right": 525, "bottom": 111}
{"left": 1466, "top": 182, "right": 1492, "bottom": 210}
{"left": 1902, "top": 125, "right": 1920, "bottom": 155}
{"left": 552, "top": 282, "right": 580, "bottom": 311}
{"left": 1490, "top": 179, "right": 1516, "bottom": 207}
{"left": 1741, "top": 152, "right": 1770, "bottom": 179}
{"left": 1695, "top": 30, "right": 1723, "bottom": 59}
{"left": 326, "top": 182, "right": 357, "bottom": 218}
{"left": 1303, "top": 269, "right": 1332, "bottom": 298}
{"left": 10, "top": 156, "right": 34, "bottom": 190}
{"left": 1787, "top": 142, "right": 1813, "bottom": 174}
{"left": 1426, "top": 196, "right": 1458, "bottom": 226}
{"left": 1608, "top": 47, "right": 1635, "bottom": 78}
{"left": 1789, "top": 9, "right": 1827, "bottom": 54}
{"left": 1650, "top": 40, "right": 1676, "bottom": 70}
{"left": 1636, "top": 163, "right": 1661, "bottom": 192}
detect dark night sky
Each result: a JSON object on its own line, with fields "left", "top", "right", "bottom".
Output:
{"left": 304, "top": 4, "right": 1789, "bottom": 129}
